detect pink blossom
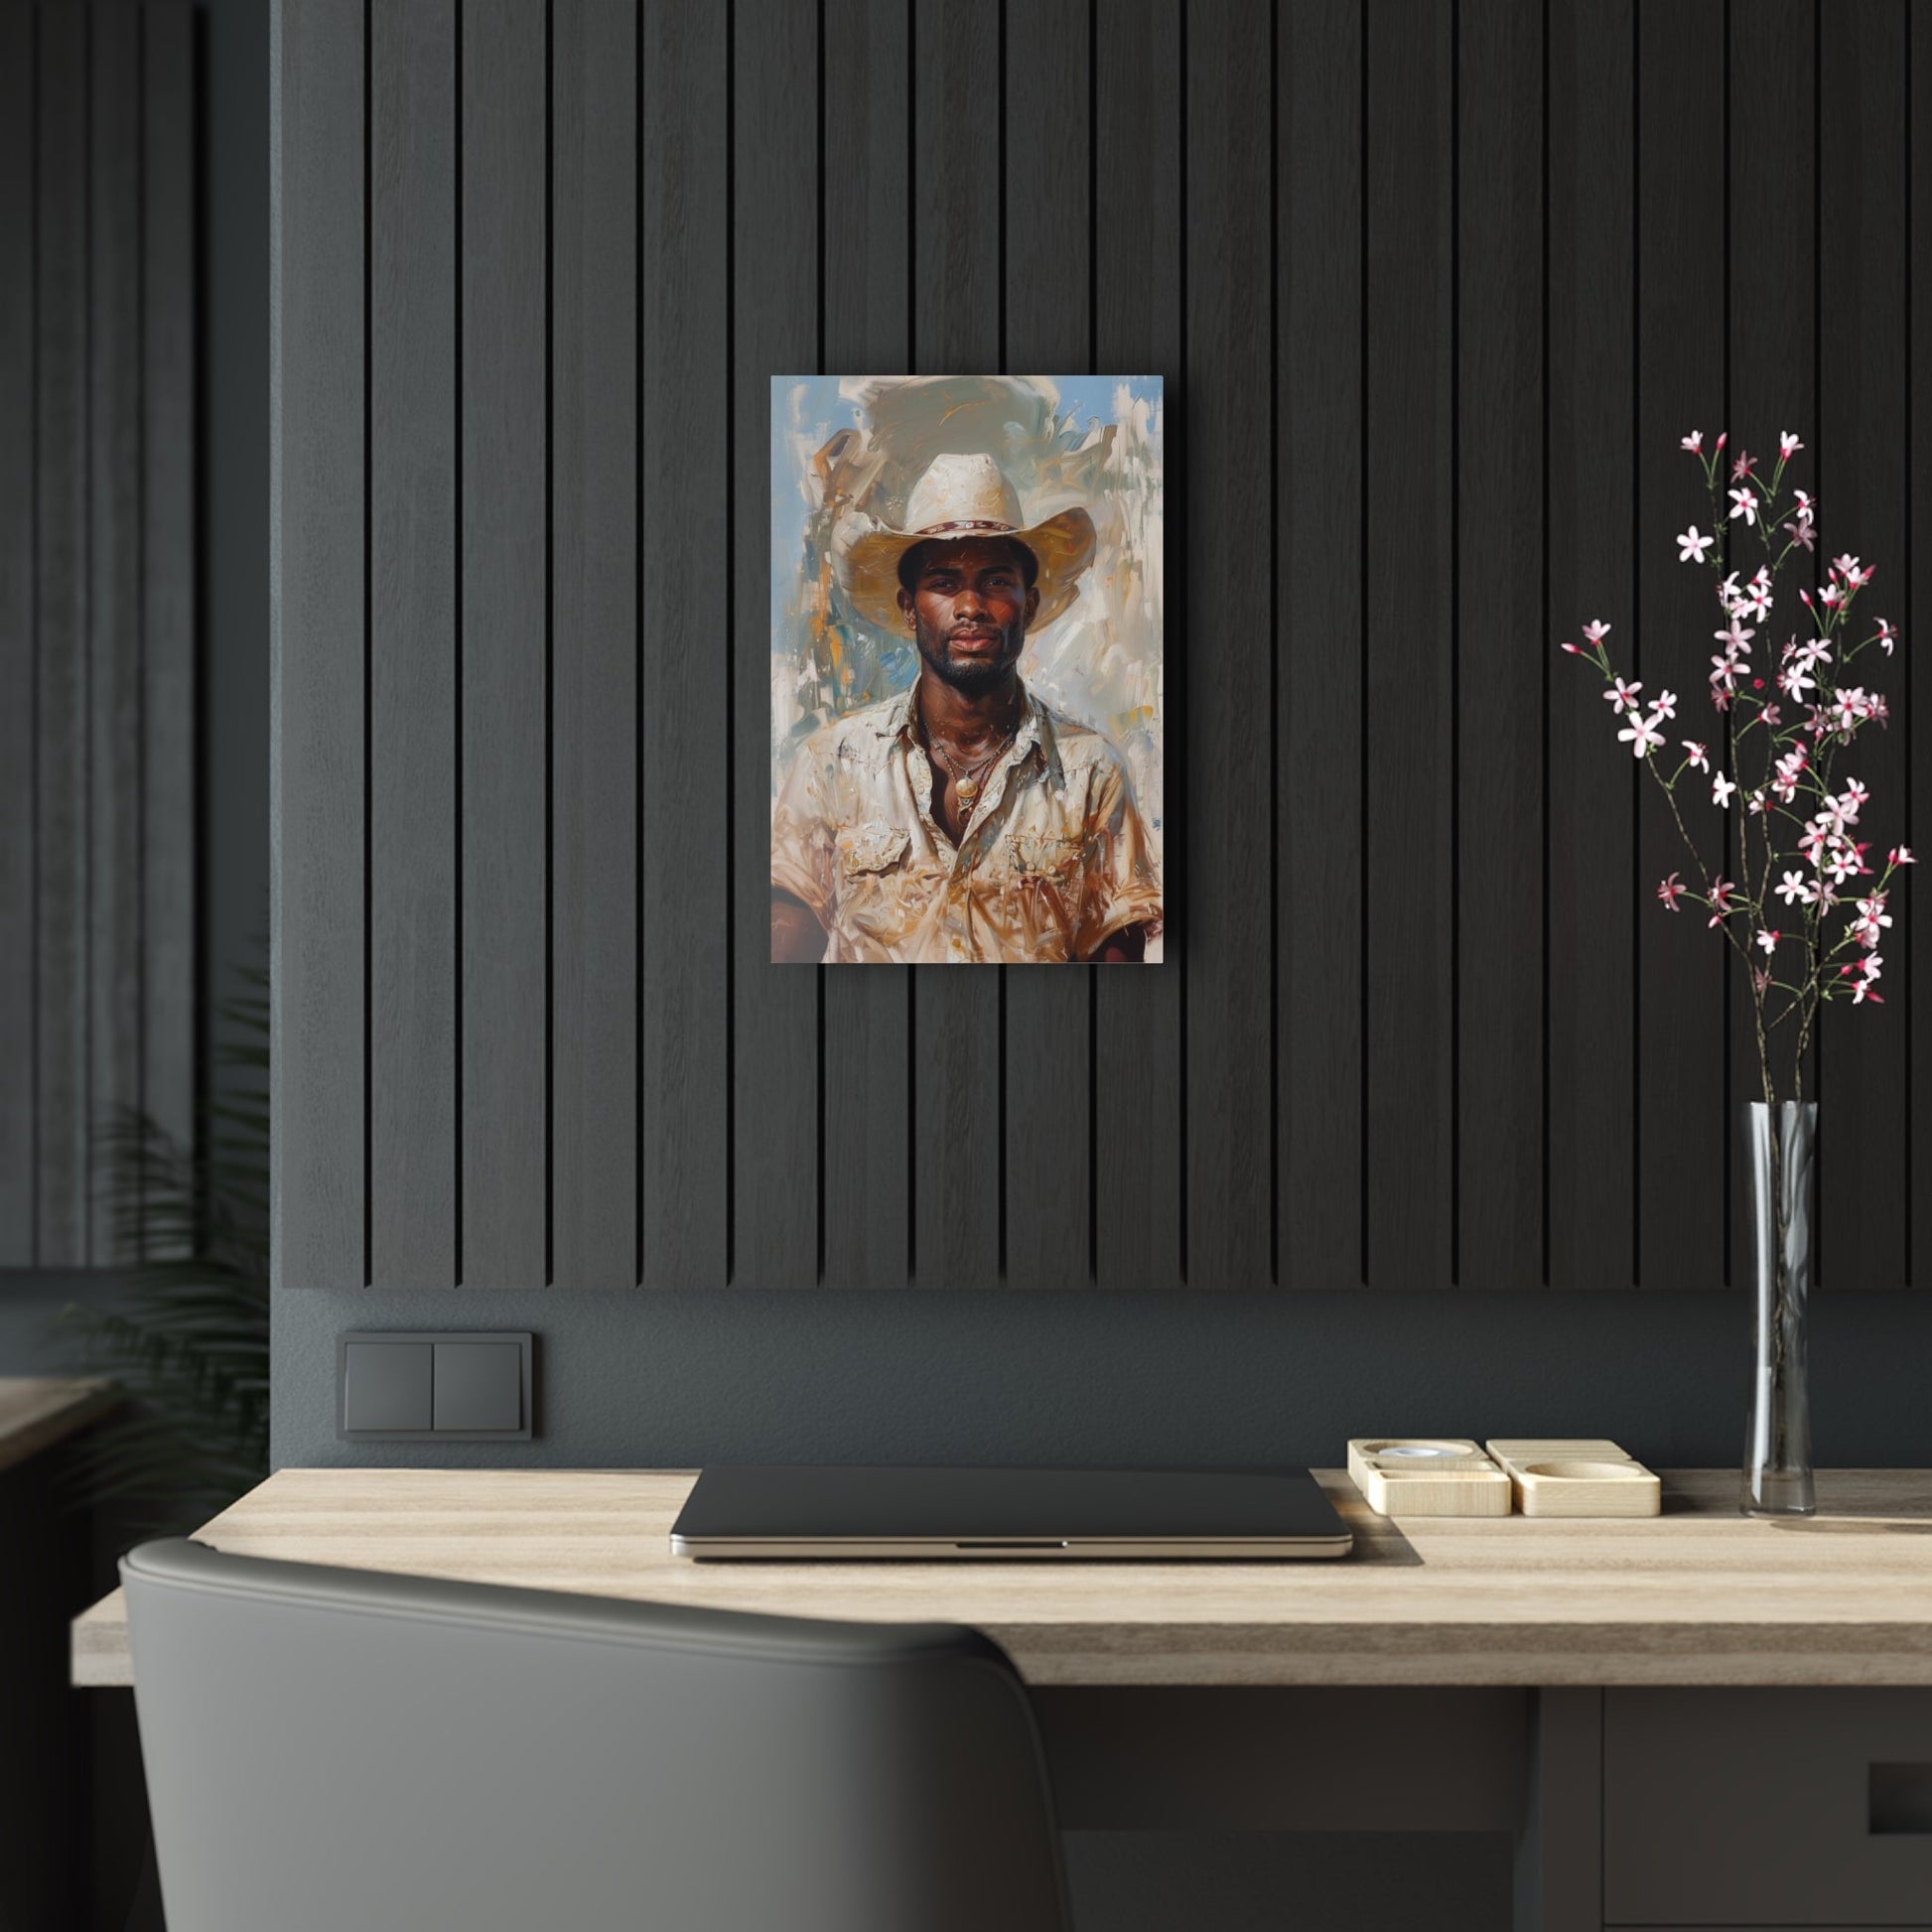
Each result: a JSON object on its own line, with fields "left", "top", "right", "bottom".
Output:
{"left": 1755, "top": 928, "right": 1780, "bottom": 955}
{"left": 1560, "top": 640, "right": 1584, "bottom": 654}
{"left": 1779, "top": 431, "right": 1803, "bottom": 460}
{"left": 1583, "top": 620, "right": 1611, "bottom": 645}
{"left": 1677, "top": 525, "right": 1716, "bottom": 563}
{"left": 1715, "top": 618, "right": 1755, "bottom": 653}
{"left": 1874, "top": 618, "right": 1898, "bottom": 654}
{"left": 1778, "top": 664, "right": 1816, "bottom": 700}
{"left": 1682, "top": 740, "right": 1710, "bottom": 771}
{"left": 1889, "top": 846, "right": 1917, "bottom": 866}
{"left": 1853, "top": 954, "right": 1884, "bottom": 1004}
{"left": 1656, "top": 872, "right": 1687, "bottom": 912}
{"left": 1731, "top": 451, "right": 1755, "bottom": 483}
{"left": 1792, "top": 488, "right": 1815, "bottom": 521}
{"left": 1709, "top": 879, "right": 1739, "bottom": 924}
{"left": 1752, "top": 964, "right": 1773, "bottom": 997}
{"left": 1784, "top": 518, "right": 1817, "bottom": 551}
{"left": 1832, "top": 553, "right": 1861, "bottom": 579}
{"left": 1651, "top": 688, "right": 1679, "bottom": 721}
{"left": 1727, "top": 486, "right": 1759, "bottom": 525}
{"left": 1775, "top": 871, "right": 1816, "bottom": 906}
{"left": 1618, "top": 711, "right": 1666, "bottom": 759}
{"left": 1681, "top": 430, "right": 1704, "bottom": 453}
{"left": 1716, "top": 432, "right": 1727, "bottom": 453}
{"left": 1760, "top": 704, "right": 1783, "bottom": 728}
{"left": 1830, "top": 688, "right": 1869, "bottom": 732}
{"left": 1604, "top": 676, "right": 1644, "bottom": 714}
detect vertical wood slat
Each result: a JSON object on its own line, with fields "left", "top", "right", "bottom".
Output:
{"left": 732, "top": 1, "right": 819, "bottom": 1290}
{"left": 36, "top": 6, "right": 89, "bottom": 1266}
{"left": 1363, "top": 0, "right": 1455, "bottom": 1287}
{"left": 0, "top": 4, "right": 36, "bottom": 1265}
{"left": 460, "top": 0, "right": 548, "bottom": 1288}
{"left": 909, "top": 0, "right": 1003, "bottom": 1291}
{"left": 1184, "top": 0, "right": 1273, "bottom": 1289}
{"left": 550, "top": 0, "right": 637, "bottom": 1289}
{"left": 1092, "top": 0, "right": 1183, "bottom": 1292}
{"left": 1545, "top": 0, "right": 1635, "bottom": 1292}
{"left": 1818, "top": 0, "right": 1908, "bottom": 1290}
{"left": 142, "top": 5, "right": 198, "bottom": 1186}
{"left": 1913, "top": 5, "right": 1932, "bottom": 1293}
{"left": 1278, "top": 0, "right": 1364, "bottom": 1289}
{"left": 1002, "top": 0, "right": 1093, "bottom": 1293}
{"left": 1725, "top": 0, "right": 1816, "bottom": 1276}
{"left": 273, "top": 0, "right": 367, "bottom": 1291}
{"left": 368, "top": 0, "right": 458, "bottom": 1288}
{"left": 641, "top": 0, "right": 731, "bottom": 1288}
{"left": 820, "top": 0, "right": 912, "bottom": 1291}
{"left": 1634, "top": 0, "right": 1726, "bottom": 1292}
{"left": 88, "top": 7, "right": 143, "bottom": 1266}
{"left": 1455, "top": 0, "right": 1545, "bottom": 1289}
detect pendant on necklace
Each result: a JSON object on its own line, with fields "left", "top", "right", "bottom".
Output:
{"left": 955, "top": 776, "right": 979, "bottom": 803}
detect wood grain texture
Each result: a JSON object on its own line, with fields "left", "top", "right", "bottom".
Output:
{"left": 0, "top": 1378, "right": 116, "bottom": 1477}
{"left": 1455, "top": 0, "right": 1545, "bottom": 1290}
{"left": 36, "top": 5, "right": 89, "bottom": 1267}
{"left": 1183, "top": 0, "right": 1273, "bottom": 1289}
{"left": 1363, "top": 0, "right": 1455, "bottom": 1286}
{"left": 549, "top": 0, "right": 637, "bottom": 1289}
{"left": 1913, "top": 6, "right": 1932, "bottom": 1296}
{"left": 1091, "top": 0, "right": 1183, "bottom": 1291}
{"left": 909, "top": 0, "right": 1003, "bottom": 1291}
{"left": 88, "top": 10, "right": 143, "bottom": 1267}
{"left": 1817, "top": 0, "right": 1908, "bottom": 1291}
{"left": 641, "top": 0, "right": 731, "bottom": 1288}
{"left": 819, "top": 0, "right": 913, "bottom": 1291}
{"left": 1002, "top": 0, "right": 1094, "bottom": 1292}
{"left": 369, "top": 0, "right": 459, "bottom": 1288}
{"left": 71, "top": 1465, "right": 1932, "bottom": 1691}
{"left": 141, "top": 5, "right": 199, "bottom": 1186}
{"left": 459, "top": 0, "right": 548, "bottom": 1289}
{"left": 0, "top": 3, "right": 35, "bottom": 1266}
{"left": 1278, "top": 0, "right": 1364, "bottom": 1289}
{"left": 1633, "top": 1, "right": 1726, "bottom": 1292}
{"left": 731, "top": 2, "right": 819, "bottom": 1291}
{"left": 273, "top": 0, "right": 367, "bottom": 1291}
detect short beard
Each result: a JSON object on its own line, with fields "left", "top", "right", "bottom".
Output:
{"left": 913, "top": 625, "right": 1025, "bottom": 698}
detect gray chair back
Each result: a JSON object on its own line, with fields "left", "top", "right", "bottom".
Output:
{"left": 122, "top": 1538, "right": 1070, "bottom": 1932}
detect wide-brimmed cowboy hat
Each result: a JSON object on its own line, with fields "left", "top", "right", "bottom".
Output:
{"left": 833, "top": 452, "right": 1096, "bottom": 635}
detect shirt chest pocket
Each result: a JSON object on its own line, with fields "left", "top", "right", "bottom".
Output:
{"left": 838, "top": 821, "right": 910, "bottom": 879}
{"left": 1005, "top": 828, "right": 1083, "bottom": 882}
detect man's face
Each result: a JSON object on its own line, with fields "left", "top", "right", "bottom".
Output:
{"left": 897, "top": 537, "right": 1039, "bottom": 697}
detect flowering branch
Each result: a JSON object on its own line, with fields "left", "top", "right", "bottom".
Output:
{"left": 1560, "top": 428, "right": 1912, "bottom": 1108}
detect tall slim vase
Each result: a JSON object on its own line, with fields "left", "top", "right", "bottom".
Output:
{"left": 1742, "top": 1100, "right": 1816, "bottom": 1517}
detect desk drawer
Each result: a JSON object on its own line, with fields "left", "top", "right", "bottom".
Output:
{"left": 1605, "top": 1689, "right": 1932, "bottom": 1924}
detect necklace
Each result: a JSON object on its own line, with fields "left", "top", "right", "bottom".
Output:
{"left": 926, "top": 728, "right": 1016, "bottom": 807}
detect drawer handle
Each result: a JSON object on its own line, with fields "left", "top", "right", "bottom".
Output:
{"left": 1870, "top": 1762, "right": 1932, "bottom": 1835}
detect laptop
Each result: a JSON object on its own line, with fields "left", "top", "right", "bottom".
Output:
{"left": 668, "top": 1464, "right": 1353, "bottom": 1561}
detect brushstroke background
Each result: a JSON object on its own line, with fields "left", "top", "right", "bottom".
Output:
{"left": 770, "top": 373, "right": 1166, "bottom": 957}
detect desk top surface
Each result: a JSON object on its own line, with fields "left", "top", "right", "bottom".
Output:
{"left": 72, "top": 1465, "right": 1932, "bottom": 1689}
{"left": 0, "top": 1376, "right": 115, "bottom": 1476}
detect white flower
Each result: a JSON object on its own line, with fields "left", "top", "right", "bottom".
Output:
{"left": 1604, "top": 677, "right": 1644, "bottom": 714}
{"left": 1682, "top": 740, "right": 1710, "bottom": 771}
{"left": 1677, "top": 525, "right": 1716, "bottom": 562}
{"left": 1755, "top": 928, "right": 1780, "bottom": 955}
{"left": 1780, "top": 431, "right": 1803, "bottom": 460}
{"left": 1775, "top": 871, "right": 1816, "bottom": 906}
{"left": 1651, "top": 688, "right": 1679, "bottom": 720}
{"left": 1618, "top": 712, "right": 1666, "bottom": 759}
{"left": 1715, "top": 618, "right": 1755, "bottom": 653}
{"left": 1712, "top": 771, "right": 1737, "bottom": 808}
{"left": 1728, "top": 486, "right": 1759, "bottom": 525}
{"left": 1583, "top": 620, "right": 1611, "bottom": 644}
{"left": 1681, "top": 430, "right": 1704, "bottom": 453}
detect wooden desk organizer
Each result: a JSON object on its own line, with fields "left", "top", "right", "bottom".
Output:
{"left": 1485, "top": 1439, "right": 1661, "bottom": 1518}
{"left": 1345, "top": 1439, "right": 1514, "bottom": 1518}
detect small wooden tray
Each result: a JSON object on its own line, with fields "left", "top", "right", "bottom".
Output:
{"left": 1346, "top": 1439, "right": 1514, "bottom": 1518}
{"left": 1485, "top": 1439, "right": 1661, "bottom": 1518}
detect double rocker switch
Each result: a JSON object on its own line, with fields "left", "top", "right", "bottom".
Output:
{"left": 339, "top": 1331, "right": 533, "bottom": 1440}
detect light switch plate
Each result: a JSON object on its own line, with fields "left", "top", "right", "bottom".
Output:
{"left": 337, "top": 1332, "right": 535, "bottom": 1441}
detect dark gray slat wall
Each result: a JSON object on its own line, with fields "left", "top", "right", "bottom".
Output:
{"left": 820, "top": 0, "right": 913, "bottom": 1292}
{"left": 36, "top": 7, "right": 89, "bottom": 1264}
{"left": 909, "top": 0, "right": 1004, "bottom": 1292}
{"left": 1545, "top": 0, "right": 1635, "bottom": 1290}
{"left": 550, "top": 0, "right": 637, "bottom": 1289}
{"left": 641, "top": 0, "right": 732, "bottom": 1288}
{"left": 369, "top": 0, "right": 459, "bottom": 1288}
{"left": 271, "top": 0, "right": 1932, "bottom": 1297}
{"left": 1002, "top": 0, "right": 1093, "bottom": 1295}
{"left": 1635, "top": 0, "right": 1726, "bottom": 1292}
{"left": 732, "top": 0, "right": 818, "bottom": 1292}
{"left": 1091, "top": 0, "right": 1184, "bottom": 1291}
{"left": 1914, "top": 13, "right": 1932, "bottom": 1279}
{"left": 1456, "top": 0, "right": 1545, "bottom": 1289}
{"left": 1817, "top": 3, "right": 1908, "bottom": 1289}
{"left": 273, "top": 0, "right": 367, "bottom": 1293}
{"left": 1725, "top": 0, "right": 1815, "bottom": 1284}
{"left": 0, "top": 6, "right": 36, "bottom": 1264}
{"left": 1363, "top": 0, "right": 1456, "bottom": 1285}
{"left": 1278, "top": 0, "right": 1363, "bottom": 1288}
{"left": 460, "top": 0, "right": 549, "bottom": 1289}
{"left": 1, "top": 4, "right": 198, "bottom": 1272}
{"left": 1183, "top": 0, "right": 1273, "bottom": 1289}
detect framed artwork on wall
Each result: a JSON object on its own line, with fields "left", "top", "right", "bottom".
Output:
{"left": 769, "top": 374, "right": 1166, "bottom": 966}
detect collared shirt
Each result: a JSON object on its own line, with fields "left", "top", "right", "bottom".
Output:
{"left": 771, "top": 680, "right": 1164, "bottom": 964}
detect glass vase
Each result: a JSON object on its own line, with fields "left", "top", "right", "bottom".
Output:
{"left": 1742, "top": 1100, "right": 1816, "bottom": 1517}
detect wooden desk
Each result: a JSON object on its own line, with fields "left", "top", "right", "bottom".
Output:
{"left": 72, "top": 1465, "right": 1932, "bottom": 1932}
{"left": 71, "top": 1464, "right": 1932, "bottom": 1689}
{"left": 0, "top": 1375, "right": 116, "bottom": 1474}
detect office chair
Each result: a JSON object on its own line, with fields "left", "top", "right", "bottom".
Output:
{"left": 121, "top": 1538, "right": 1070, "bottom": 1931}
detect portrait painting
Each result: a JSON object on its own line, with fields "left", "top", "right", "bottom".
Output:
{"left": 769, "top": 374, "right": 1166, "bottom": 966}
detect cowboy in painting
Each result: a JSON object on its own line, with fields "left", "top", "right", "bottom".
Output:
{"left": 770, "top": 451, "right": 1164, "bottom": 964}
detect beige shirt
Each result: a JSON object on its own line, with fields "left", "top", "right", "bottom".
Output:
{"left": 771, "top": 681, "right": 1164, "bottom": 964}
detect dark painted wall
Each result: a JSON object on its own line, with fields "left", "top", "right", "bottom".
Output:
{"left": 270, "top": 0, "right": 1932, "bottom": 1468}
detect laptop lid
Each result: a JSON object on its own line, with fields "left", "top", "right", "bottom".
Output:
{"left": 669, "top": 1464, "right": 1352, "bottom": 1560}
